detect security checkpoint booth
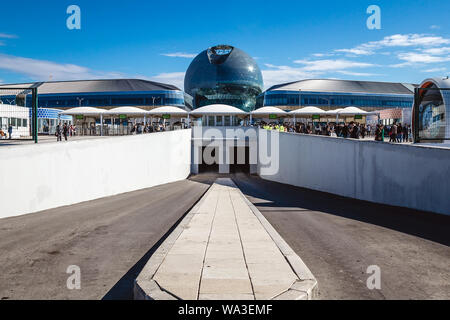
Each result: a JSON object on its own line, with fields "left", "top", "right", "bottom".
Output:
{"left": 336, "top": 107, "right": 369, "bottom": 124}
{"left": 147, "top": 106, "right": 189, "bottom": 130}
{"left": 189, "top": 104, "right": 257, "bottom": 175}
{"left": 250, "top": 106, "right": 287, "bottom": 125}
{"left": 102, "top": 107, "right": 148, "bottom": 135}
{"left": 189, "top": 104, "right": 248, "bottom": 127}
{"left": 60, "top": 107, "right": 105, "bottom": 136}
{"left": 289, "top": 106, "right": 326, "bottom": 126}
{"left": 60, "top": 106, "right": 149, "bottom": 136}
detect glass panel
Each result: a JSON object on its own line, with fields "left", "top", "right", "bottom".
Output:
{"left": 417, "top": 85, "right": 446, "bottom": 140}
{"left": 216, "top": 116, "right": 223, "bottom": 126}
{"left": 185, "top": 45, "right": 264, "bottom": 112}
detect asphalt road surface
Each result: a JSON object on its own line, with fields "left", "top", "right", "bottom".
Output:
{"left": 232, "top": 173, "right": 450, "bottom": 300}
{"left": 1, "top": 172, "right": 448, "bottom": 300}
{"left": 0, "top": 178, "right": 211, "bottom": 300}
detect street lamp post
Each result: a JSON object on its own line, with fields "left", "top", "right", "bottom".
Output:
{"left": 298, "top": 89, "right": 302, "bottom": 108}
{"left": 76, "top": 97, "right": 84, "bottom": 107}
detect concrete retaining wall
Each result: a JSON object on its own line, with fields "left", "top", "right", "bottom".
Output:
{"left": 258, "top": 131, "right": 450, "bottom": 215}
{"left": 0, "top": 130, "right": 192, "bottom": 218}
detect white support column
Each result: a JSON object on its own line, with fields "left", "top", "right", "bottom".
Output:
{"left": 100, "top": 114, "right": 103, "bottom": 136}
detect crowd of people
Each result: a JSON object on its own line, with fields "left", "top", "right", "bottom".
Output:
{"left": 55, "top": 123, "right": 76, "bottom": 141}
{"left": 259, "top": 121, "right": 412, "bottom": 142}
{"left": 130, "top": 122, "right": 168, "bottom": 134}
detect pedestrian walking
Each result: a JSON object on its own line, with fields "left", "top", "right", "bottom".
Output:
{"left": 390, "top": 123, "right": 397, "bottom": 143}
{"left": 63, "top": 123, "right": 69, "bottom": 141}
{"left": 397, "top": 123, "right": 403, "bottom": 143}
{"left": 8, "top": 124, "right": 12, "bottom": 139}
{"left": 56, "top": 123, "right": 62, "bottom": 142}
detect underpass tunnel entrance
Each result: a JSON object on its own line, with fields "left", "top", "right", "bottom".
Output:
{"left": 230, "top": 146, "right": 250, "bottom": 174}
{"left": 199, "top": 146, "right": 219, "bottom": 173}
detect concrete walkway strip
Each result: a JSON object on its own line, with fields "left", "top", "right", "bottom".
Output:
{"left": 134, "top": 178, "right": 318, "bottom": 300}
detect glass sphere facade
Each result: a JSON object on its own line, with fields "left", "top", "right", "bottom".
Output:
{"left": 184, "top": 45, "right": 264, "bottom": 112}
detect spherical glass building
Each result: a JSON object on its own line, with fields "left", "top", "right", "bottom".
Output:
{"left": 184, "top": 45, "right": 264, "bottom": 112}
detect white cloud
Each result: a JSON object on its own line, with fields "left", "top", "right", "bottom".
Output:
{"left": 397, "top": 52, "right": 450, "bottom": 64}
{"left": 363, "top": 34, "right": 450, "bottom": 49}
{"left": 293, "top": 59, "right": 374, "bottom": 71}
{"left": 145, "top": 72, "right": 186, "bottom": 90}
{"left": 421, "top": 67, "right": 447, "bottom": 73}
{"left": 161, "top": 52, "right": 196, "bottom": 58}
{"left": 0, "top": 54, "right": 123, "bottom": 81}
{"left": 336, "top": 71, "right": 382, "bottom": 77}
{"left": 332, "top": 34, "right": 450, "bottom": 58}
{"left": 311, "top": 53, "right": 334, "bottom": 57}
{"left": 421, "top": 47, "right": 450, "bottom": 55}
{"left": 0, "top": 53, "right": 187, "bottom": 89}
{"left": 261, "top": 59, "right": 376, "bottom": 88}
{"left": 0, "top": 33, "right": 18, "bottom": 39}
{"left": 335, "top": 48, "right": 373, "bottom": 56}
{"left": 430, "top": 25, "right": 441, "bottom": 30}
{"left": 262, "top": 65, "right": 319, "bottom": 89}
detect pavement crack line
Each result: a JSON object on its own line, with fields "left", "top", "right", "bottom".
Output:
{"left": 230, "top": 187, "right": 256, "bottom": 300}
{"left": 196, "top": 188, "right": 220, "bottom": 300}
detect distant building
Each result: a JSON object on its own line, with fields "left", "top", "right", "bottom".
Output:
{"left": 0, "top": 103, "right": 72, "bottom": 136}
{"left": 185, "top": 45, "right": 264, "bottom": 112}
{"left": 0, "top": 79, "right": 190, "bottom": 110}
{"left": 259, "top": 79, "right": 416, "bottom": 112}
{"left": 0, "top": 104, "right": 30, "bottom": 138}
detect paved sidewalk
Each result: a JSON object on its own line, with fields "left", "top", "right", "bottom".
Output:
{"left": 150, "top": 178, "right": 301, "bottom": 300}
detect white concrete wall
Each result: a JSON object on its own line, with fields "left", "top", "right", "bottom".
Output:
{"left": 0, "top": 130, "right": 192, "bottom": 218}
{"left": 258, "top": 131, "right": 450, "bottom": 215}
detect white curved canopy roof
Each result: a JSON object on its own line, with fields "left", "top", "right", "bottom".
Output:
{"left": 251, "top": 106, "right": 287, "bottom": 117}
{"left": 190, "top": 104, "right": 248, "bottom": 116}
{"left": 324, "top": 109, "right": 344, "bottom": 115}
{"left": 60, "top": 107, "right": 105, "bottom": 115}
{"left": 290, "top": 106, "right": 326, "bottom": 115}
{"left": 103, "top": 107, "right": 148, "bottom": 115}
{"left": 337, "top": 107, "right": 368, "bottom": 115}
{"left": 148, "top": 106, "right": 188, "bottom": 116}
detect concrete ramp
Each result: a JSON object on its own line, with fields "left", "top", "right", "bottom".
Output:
{"left": 134, "top": 178, "right": 317, "bottom": 300}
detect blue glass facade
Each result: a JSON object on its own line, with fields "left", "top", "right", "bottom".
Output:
{"left": 1, "top": 91, "right": 186, "bottom": 111}
{"left": 261, "top": 91, "right": 413, "bottom": 110}
{"left": 185, "top": 45, "right": 264, "bottom": 112}
{"left": 36, "top": 91, "right": 185, "bottom": 109}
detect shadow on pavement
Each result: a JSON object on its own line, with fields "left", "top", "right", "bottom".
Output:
{"left": 231, "top": 173, "right": 450, "bottom": 247}
{"left": 102, "top": 178, "right": 213, "bottom": 300}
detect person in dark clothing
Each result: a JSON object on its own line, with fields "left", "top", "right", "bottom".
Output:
{"left": 351, "top": 124, "right": 359, "bottom": 139}
{"left": 8, "top": 124, "right": 12, "bottom": 139}
{"left": 361, "top": 125, "right": 366, "bottom": 139}
{"left": 342, "top": 124, "right": 349, "bottom": 138}
{"left": 375, "top": 124, "right": 381, "bottom": 141}
{"left": 63, "top": 123, "right": 69, "bottom": 141}
{"left": 390, "top": 123, "right": 397, "bottom": 143}
{"left": 56, "top": 124, "right": 62, "bottom": 142}
{"left": 397, "top": 124, "right": 403, "bottom": 143}
{"left": 403, "top": 125, "right": 408, "bottom": 142}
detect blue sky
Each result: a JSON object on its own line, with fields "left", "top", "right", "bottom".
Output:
{"left": 0, "top": 0, "right": 449, "bottom": 89}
